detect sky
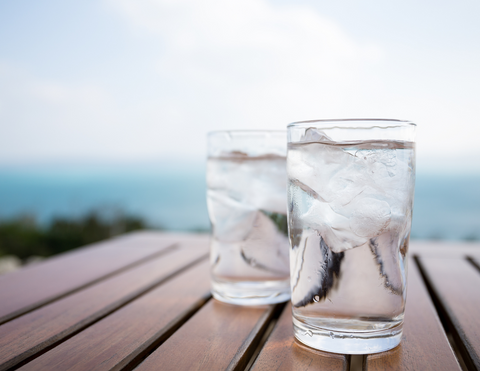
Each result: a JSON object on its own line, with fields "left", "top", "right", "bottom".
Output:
{"left": 0, "top": 0, "right": 479, "bottom": 173}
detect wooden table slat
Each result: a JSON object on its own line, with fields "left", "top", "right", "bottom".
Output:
{"left": 135, "top": 300, "right": 278, "bottom": 371}
{"left": 365, "top": 258, "right": 461, "bottom": 371}
{"left": 418, "top": 256, "right": 480, "bottom": 370}
{"left": 17, "top": 260, "right": 212, "bottom": 371}
{"left": 410, "top": 240, "right": 480, "bottom": 258}
{"left": 469, "top": 256, "right": 480, "bottom": 273}
{"left": 0, "top": 232, "right": 178, "bottom": 324}
{"left": 251, "top": 302, "right": 348, "bottom": 371}
{"left": 0, "top": 245, "right": 208, "bottom": 371}
{"left": 1, "top": 234, "right": 478, "bottom": 371}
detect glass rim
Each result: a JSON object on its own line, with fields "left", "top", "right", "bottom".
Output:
{"left": 287, "top": 118, "right": 416, "bottom": 129}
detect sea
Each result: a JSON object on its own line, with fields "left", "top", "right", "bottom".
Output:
{"left": 0, "top": 163, "right": 479, "bottom": 241}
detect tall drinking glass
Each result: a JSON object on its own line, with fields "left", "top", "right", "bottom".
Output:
{"left": 207, "top": 131, "right": 290, "bottom": 305}
{"left": 287, "top": 119, "right": 416, "bottom": 354}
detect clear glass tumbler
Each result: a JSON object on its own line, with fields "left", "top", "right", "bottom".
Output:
{"left": 287, "top": 119, "right": 416, "bottom": 354}
{"left": 207, "top": 131, "right": 290, "bottom": 305}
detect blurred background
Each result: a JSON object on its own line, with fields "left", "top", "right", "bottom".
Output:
{"left": 1, "top": 0, "right": 479, "bottom": 270}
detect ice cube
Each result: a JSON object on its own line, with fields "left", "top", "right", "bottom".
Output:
{"left": 298, "top": 195, "right": 368, "bottom": 253}
{"left": 369, "top": 235, "right": 402, "bottom": 295}
{"left": 356, "top": 148, "right": 397, "bottom": 178}
{"left": 209, "top": 155, "right": 287, "bottom": 214}
{"left": 300, "top": 128, "right": 335, "bottom": 143}
{"left": 240, "top": 210, "right": 290, "bottom": 274}
{"left": 289, "top": 178, "right": 327, "bottom": 202}
{"left": 291, "top": 236, "right": 344, "bottom": 307}
{"left": 288, "top": 143, "right": 358, "bottom": 204}
{"left": 368, "top": 212, "right": 410, "bottom": 295}
{"left": 245, "top": 173, "right": 287, "bottom": 215}
{"left": 290, "top": 177, "right": 368, "bottom": 252}
{"left": 207, "top": 190, "right": 257, "bottom": 242}
{"left": 348, "top": 197, "right": 391, "bottom": 238}
{"left": 326, "top": 163, "right": 371, "bottom": 208}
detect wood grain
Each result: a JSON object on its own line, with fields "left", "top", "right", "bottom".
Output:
{"left": 0, "top": 232, "right": 178, "bottom": 324}
{"left": 250, "top": 302, "right": 348, "bottom": 371}
{"left": 135, "top": 299, "right": 279, "bottom": 371}
{"left": 418, "top": 256, "right": 480, "bottom": 370}
{"left": 6, "top": 232, "right": 475, "bottom": 371}
{"left": 17, "top": 260, "right": 212, "bottom": 371}
{"left": 0, "top": 246, "right": 208, "bottom": 371}
{"left": 365, "top": 258, "right": 461, "bottom": 371}
{"left": 410, "top": 240, "right": 480, "bottom": 258}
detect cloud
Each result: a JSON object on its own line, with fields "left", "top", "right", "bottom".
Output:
{"left": 0, "top": 62, "right": 124, "bottom": 164}
{"left": 110, "top": 0, "right": 380, "bottom": 64}
{"left": 0, "top": 63, "right": 112, "bottom": 111}
{"left": 3, "top": 0, "right": 478, "bottom": 171}
{"left": 106, "top": 0, "right": 383, "bottom": 127}
{"left": 3, "top": 0, "right": 387, "bottom": 165}
{"left": 29, "top": 81, "right": 109, "bottom": 107}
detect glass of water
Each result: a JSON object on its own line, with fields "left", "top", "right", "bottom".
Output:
{"left": 287, "top": 119, "right": 416, "bottom": 354}
{"left": 207, "top": 131, "right": 290, "bottom": 305}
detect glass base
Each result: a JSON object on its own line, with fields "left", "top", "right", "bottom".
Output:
{"left": 211, "top": 279, "right": 290, "bottom": 306}
{"left": 293, "top": 317, "right": 403, "bottom": 354}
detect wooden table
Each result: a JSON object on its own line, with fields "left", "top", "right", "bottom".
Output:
{"left": 0, "top": 231, "right": 479, "bottom": 371}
